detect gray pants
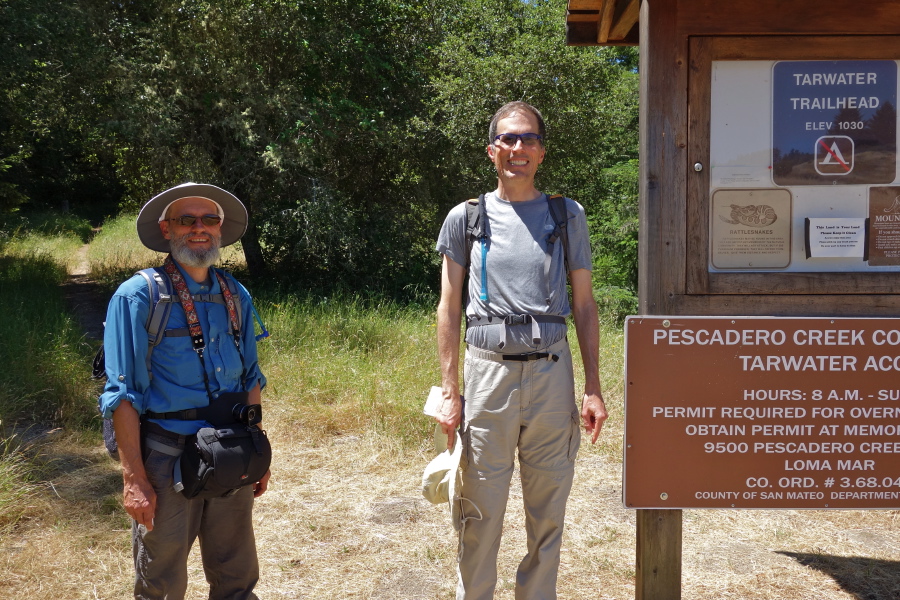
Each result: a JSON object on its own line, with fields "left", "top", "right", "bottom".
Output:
{"left": 133, "top": 431, "right": 260, "bottom": 600}
{"left": 457, "top": 338, "right": 581, "bottom": 600}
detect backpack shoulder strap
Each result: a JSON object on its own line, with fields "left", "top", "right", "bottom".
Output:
{"left": 464, "top": 194, "right": 490, "bottom": 302}
{"left": 464, "top": 194, "right": 486, "bottom": 270}
{"left": 546, "top": 194, "right": 569, "bottom": 273}
{"left": 137, "top": 267, "right": 175, "bottom": 348}
{"left": 136, "top": 266, "right": 176, "bottom": 378}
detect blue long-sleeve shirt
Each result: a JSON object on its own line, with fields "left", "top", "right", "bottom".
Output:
{"left": 98, "top": 262, "right": 266, "bottom": 435}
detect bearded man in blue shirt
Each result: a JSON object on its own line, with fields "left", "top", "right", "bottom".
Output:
{"left": 99, "top": 183, "right": 269, "bottom": 600}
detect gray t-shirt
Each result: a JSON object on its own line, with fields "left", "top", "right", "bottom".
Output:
{"left": 436, "top": 192, "right": 592, "bottom": 353}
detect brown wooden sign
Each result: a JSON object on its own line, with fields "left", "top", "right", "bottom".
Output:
{"left": 625, "top": 316, "right": 900, "bottom": 509}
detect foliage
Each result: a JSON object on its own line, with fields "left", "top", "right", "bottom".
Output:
{"left": 86, "top": 0, "right": 447, "bottom": 295}
{"left": 1, "top": 0, "right": 640, "bottom": 308}
{"left": 0, "top": 0, "right": 123, "bottom": 222}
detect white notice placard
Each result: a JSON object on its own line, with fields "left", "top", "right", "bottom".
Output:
{"left": 806, "top": 218, "right": 867, "bottom": 258}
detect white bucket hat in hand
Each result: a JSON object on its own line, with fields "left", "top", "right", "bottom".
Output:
{"left": 421, "top": 432, "right": 480, "bottom": 531}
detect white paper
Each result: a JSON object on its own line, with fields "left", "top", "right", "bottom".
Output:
{"left": 807, "top": 218, "right": 867, "bottom": 258}
{"left": 423, "top": 386, "right": 443, "bottom": 417}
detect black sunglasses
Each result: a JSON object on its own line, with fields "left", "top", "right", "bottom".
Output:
{"left": 169, "top": 214, "right": 222, "bottom": 227}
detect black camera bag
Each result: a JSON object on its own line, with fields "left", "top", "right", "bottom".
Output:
{"left": 179, "top": 424, "right": 271, "bottom": 499}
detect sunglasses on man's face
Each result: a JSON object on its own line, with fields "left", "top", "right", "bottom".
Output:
{"left": 493, "top": 133, "right": 543, "bottom": 148}
{"left": 169, "top": 214, "right": 222, "bottom": 227}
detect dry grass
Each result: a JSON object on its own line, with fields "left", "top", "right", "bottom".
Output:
{"left": 2, "top": 360, "right": 899, "bottom": 599}
{"left": 1, "top": 227, "right": 899, "bottom": 598}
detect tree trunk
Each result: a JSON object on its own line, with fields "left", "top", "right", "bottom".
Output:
{"left": 230, "top": 182, "right": 266, "bottom": 277}
{"left": 241, "top": 212, "right": 266, "bottom": 277}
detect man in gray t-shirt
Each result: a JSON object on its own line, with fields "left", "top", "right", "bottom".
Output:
{"left": 434, "top": 101, "right": 608, "bottom": 600}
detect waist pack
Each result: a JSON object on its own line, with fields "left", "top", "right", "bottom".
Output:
{"left": 178, "top": 424, "right": 272, "bottom": 500}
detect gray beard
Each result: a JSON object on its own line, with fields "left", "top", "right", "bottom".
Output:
{"left": 169, "top": 233, "right": 221, "bottom": 269}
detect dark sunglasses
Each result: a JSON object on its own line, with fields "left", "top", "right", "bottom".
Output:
{"left": 169, "top": 214, "right": 222, "bottom": 227}
{"left": 493, "top": 133, "right": 543, "bottom": 148}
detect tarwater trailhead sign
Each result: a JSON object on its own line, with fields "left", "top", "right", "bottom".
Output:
{"left": 772, "top": 60, "right": 897, "bottom": 186}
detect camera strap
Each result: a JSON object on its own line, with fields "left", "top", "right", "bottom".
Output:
{"left": 162, "top": 256, "right": 247, "bottom": 400}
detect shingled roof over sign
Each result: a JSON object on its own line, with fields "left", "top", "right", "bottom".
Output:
{"left": 565, "top": 0, "right": 640, "bottom": 46}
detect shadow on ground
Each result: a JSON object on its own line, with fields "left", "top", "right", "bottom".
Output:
{"left": 778, "top": 551, "right": 900, "bottom": 600}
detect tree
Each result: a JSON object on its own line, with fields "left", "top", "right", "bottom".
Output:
{"left": 1, "top": 0, "right": 641, "bottom": 306}
{"left": 95, "top": 0, "right": 447, "bottom": 289}
{"left": 0, "top": 0, "right": 121, "bottom": 219}
{"left": 425, "top": 0, "right": 640, "bottom": 310}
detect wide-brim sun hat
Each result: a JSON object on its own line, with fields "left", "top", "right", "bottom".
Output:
{"left": 421, "top": 432, "right": 478, "bottom": 531}
{"left": 136, "top": 182, "right": 248, "bottom": 252}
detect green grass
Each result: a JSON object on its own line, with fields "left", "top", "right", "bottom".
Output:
{"left": 0, "top": 228, "right": 102, "bottom": 537}
{"left": 0, "top": 211, "right": 94, "bottom": 246}
{"left": 0, "top": 246, "right": 98, "bottom": 426}
{"left": 0, "top": 214, "right": 627, "bottom": 537}
{"left": 256, "top": 293, "right": 441, "bottom": 446}
{"left": 255, "top": 290, "right": 626, "bottom": 450}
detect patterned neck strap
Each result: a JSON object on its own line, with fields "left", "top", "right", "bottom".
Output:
{"left": 162, "top": 254, "right": 246, "bottom": 397}
{"left": 164, "top": 255, "right": 206, "bottom": 354}
{"left": 162, "top": 255, "right": 241, "bottom": 349}
{"left": 214, "top": 270, "right": 241, "bottom": 351}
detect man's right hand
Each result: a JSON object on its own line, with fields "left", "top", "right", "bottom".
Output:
{"left": 123, "top": 475, "right": 157, "bottom": 530}
{"left": 435, "top": 391, "right": 462, "bottom": 450}
{"left": 112, "top": 401, "right": 157, "bottom": 530}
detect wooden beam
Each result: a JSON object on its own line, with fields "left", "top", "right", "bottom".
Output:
{"left": 678, "top": 0, "right": 900, "bottom": 36}
{"left": 566, "top": 20, "right": 601, "bottom": 45}
{"left": 568, "top": 0, "right": 603, "bottom": 10}
{"left": 610, "top": 0, "right": 641, "bottom": 40}
{"left": 568, "top": 12, "right": 601, "bottom": 23}
{"left": 598, "top": 0, "right": 616, "bottom": 43}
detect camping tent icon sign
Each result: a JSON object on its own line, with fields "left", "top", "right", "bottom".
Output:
{"left": 815, "top": 135, "right": 854, "bottom": 176}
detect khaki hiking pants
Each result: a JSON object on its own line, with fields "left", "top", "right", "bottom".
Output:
{"left": 457, "top": 337, "right": 581, "bottom": 600}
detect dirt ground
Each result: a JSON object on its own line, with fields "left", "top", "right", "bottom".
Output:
{"left": 9, "top": 426, "right": 898, "bottom": 599}
{"left": 3, "top": 252, "right": 896, "bottom": 599}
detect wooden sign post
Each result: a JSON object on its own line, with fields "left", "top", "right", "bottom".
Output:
{"left": 566, "top": 1, "right": 900, "bottom": 598}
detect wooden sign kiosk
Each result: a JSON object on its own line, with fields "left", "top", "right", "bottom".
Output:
{"left": 567, "top": 1, "right": 900, "bottom": 599}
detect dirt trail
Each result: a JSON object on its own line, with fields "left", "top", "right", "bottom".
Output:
{"left": 60, "top": 243, "right": 107, "bottom": 340}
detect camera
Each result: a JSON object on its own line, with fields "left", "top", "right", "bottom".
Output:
{"left": 232, "top": 403, "right": 262, "bottom": 426}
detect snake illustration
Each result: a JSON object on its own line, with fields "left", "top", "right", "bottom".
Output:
{"left": 718, "top": 204, "right": 778, "bottom": 227}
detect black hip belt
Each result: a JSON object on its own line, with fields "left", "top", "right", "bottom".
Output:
{"left": 467, "top": 344, "right": 562, "bottom": 363}
{"left": 144, "top": 391, "right": 251, "bottom": 428}
{"left": 466, "top": 314, "right": 567, "bottom": 349}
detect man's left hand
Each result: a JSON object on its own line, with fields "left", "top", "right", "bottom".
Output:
{"left": 253, "top": 469, "right": 271, "bottom": 497}
{"left": 581, "top": 392, "right": 608, "bottom": 444}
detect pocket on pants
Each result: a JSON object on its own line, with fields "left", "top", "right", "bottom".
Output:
{"left": 567, "top": 409, "right": 582, "bottom": 461}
